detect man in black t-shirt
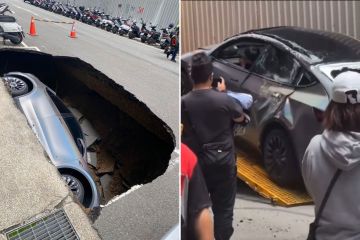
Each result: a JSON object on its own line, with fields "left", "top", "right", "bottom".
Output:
{"left": 181, "top": 52, "right": 244, "bottom": 240}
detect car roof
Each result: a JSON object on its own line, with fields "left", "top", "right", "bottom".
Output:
{"left": 238, "top": 26, "right": 360, "bottom": 65}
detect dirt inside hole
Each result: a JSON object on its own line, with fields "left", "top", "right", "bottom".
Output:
{"left": 0, "top": 49, "right": 175, "bottom": 204}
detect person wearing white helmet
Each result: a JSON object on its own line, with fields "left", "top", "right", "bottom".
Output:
{"left": 302, "top": 70, "right": 360, "bottom": 240}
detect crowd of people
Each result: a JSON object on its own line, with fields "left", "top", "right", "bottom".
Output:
{"left": 181, "top": 51, "right": 360, "bottom": 240}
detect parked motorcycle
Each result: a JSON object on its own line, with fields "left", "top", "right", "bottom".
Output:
{"left": 140, "top": 22, "right": 150, "bottom": 43}
{"left": 100, "top": 14, "right": 113, "bottom": 30}
{"left": 118, "top": 18, "right": 131, "bottom": 36}
{"left": 128, "top": 23, "right": 139, "bottom": 39}
{"left": 111, "top": 17, "right": 122, "bottom": 34}
{"left": 159, "top": 23, "right": 174, "bottom": 49}
{"left": 129, "top": 19, "right": 146, "bottom": 39}
{"left": 146, "top": 25, "right": 161, "bottom": 45}
{"left": 0, "top": 3, "right": 13, "bottom": 14}
{"left": 0, "top": 5, "right": 24, "bottom": 44}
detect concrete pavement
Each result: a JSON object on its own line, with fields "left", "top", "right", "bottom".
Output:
{"left": 94, "top": 163, "right": 179, "bottom": 240}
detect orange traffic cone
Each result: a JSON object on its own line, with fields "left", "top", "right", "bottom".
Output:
{"left": 28, "top": 16, "right": 37, "bottom": 36}
{"left": 69, "top": 22, "right": 77, "bottom": 38}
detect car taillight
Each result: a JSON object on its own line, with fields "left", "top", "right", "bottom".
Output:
{"left": 313, "top": 107, "right": 324, "bottom": 122}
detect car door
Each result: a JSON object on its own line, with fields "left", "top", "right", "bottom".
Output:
{"left": 240, "top": 45, "right": 300, "bottom": 144}
{"left": 210, "top": 38, "right": 266, "bottom": 92}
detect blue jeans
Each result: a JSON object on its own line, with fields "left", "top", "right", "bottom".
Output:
{"left": 171, "top": 46, "right": 179, "bottom": 61}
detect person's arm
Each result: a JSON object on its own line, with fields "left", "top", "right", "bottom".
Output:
{"left": 217, "top": 77, "right": 247, "bottom": 123}
{"left": 196, "top": 208, "right": 214, "bottom": 240}
{"left": 216, "top": 76, "right": 227, "bottom": 92}
{"left": 227, "top": 94, "right": 245, "bottom": 123}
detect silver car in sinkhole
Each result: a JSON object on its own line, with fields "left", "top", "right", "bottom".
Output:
{"left": 2, "top": 71, "right": 100, "bottom": 208}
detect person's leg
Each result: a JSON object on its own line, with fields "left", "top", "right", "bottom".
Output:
{"left": 167, "top": 46, "right": 172, "bottom": 58}
{"left": 171, "top": 46, "right": 178, "bottom": 62}
{"left": 203, "top": 165, "right": 237, "bottom": 240}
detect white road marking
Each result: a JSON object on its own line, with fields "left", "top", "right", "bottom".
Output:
{"left": 13, "top": 4, "right": 39, "bottom": 16}
{"left": 19, "top": 40, "right": 40, "bottom": 51}
{"left": 21, "top": 41, "right": 28, "bottom": 47}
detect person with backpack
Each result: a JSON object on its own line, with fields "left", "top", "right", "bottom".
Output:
{"left": 302, "top": 71, "right": 360, "bottom": 240}
{"left": 167, "top": 28, "right": 179, "bottom": 62}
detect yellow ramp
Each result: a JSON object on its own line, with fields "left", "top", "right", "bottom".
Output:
{"left": 237, "top": 155, "right": 313, "bottom": 207}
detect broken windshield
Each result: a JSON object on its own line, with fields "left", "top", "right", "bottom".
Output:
{"left": 317, "top": 62, "right": 360, "bottom": 81}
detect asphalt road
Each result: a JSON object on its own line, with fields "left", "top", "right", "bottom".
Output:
{"left": 233, "top": 180, "right": 314, "bottom": 239}
{"left": 7, "top": 0, "right": 179, "bottom": 147}
{"left": 2, "top": 1, "right": 179, "bottom": 239}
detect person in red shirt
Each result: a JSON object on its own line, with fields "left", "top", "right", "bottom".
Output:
{"left": 181, "top": 143, "right": 213, "bottom": 240}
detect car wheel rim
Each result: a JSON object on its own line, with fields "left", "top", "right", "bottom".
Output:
{"left": 4, "top": 77, "right": 26, "bottom": 92}
{"left": 265, "top": 135, "right": 287, "bottom": 173}
{"left": 62, "top": 174, "right": 85, "bottom": 203}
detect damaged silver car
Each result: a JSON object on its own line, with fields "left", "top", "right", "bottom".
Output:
{"left": 182, "top": 26, "right": 360, "bottom": 187}
{"left": 2, "top": 71, "right": 100, "bottom": 208}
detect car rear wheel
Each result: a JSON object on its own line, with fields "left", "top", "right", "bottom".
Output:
{"left": 3, "top": 76, "right": 29, "bottom": 97}
{"left": 262, "top": 128, "right": 302, "bottom": 187}
{"left": 62, "top": 174, "right": 85, "bottom": 204}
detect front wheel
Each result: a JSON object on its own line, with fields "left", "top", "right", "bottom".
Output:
{"left": 62, "top": 174, "right": 85, "bottom": 204}
{"left": 147, "top": 38, "right": 155, "bottom": 45}
{"left": 9, "top": 32, "right": 23, "bottom": 45}
{"left": 2, "top": 75, "right": 29, "bottom": 97}
{"left": 262, "top": 128, "right": 302, "bottom": 187}
{"left": 112, "top": 27, "right": 118, "bottom": 34}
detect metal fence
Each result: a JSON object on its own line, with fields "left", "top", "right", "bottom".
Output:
{"left": 181, "top": 0, "right": 360, "bottom": 53}
{"left": 60, "top": 0, "right": 179, "bottom": 28}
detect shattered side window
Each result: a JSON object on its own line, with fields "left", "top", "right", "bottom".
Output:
{"left": 214, "top": 40, "right": 265, "bottom": 70}
{"left": 252, "top": 46, "right": 299, "bottom": 85}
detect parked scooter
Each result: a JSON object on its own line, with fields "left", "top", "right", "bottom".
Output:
{"left": 118, "top": 18, "right": 131, "bottom": 36}
{"left": 129, "top": 19, "right": 146, "bottom": 39}
{"left": 0, "top": 5, "right": 24, "bottom": 44}
{"left": 159, "top": 23, "right": 174, "bottom": 49}
{"left": 111, "top": 17, "right": 122, "bottom": 34}
{"left": 128, "top": 22, "right": 139, "bottom": 39}
{"left": 99, "top": 14, "right": 113, "bottom": 30}
{"left": 146, "top": 25, "right": 161, "bottom": 45}
{"left": 0, "top": 3, "right": 13, "bottom": 14}
{"left": 140, "top": 22, "right": 150, "bottom": 43}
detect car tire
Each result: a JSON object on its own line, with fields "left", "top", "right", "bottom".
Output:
{"left": 262, "top": 128, "right": 302, "bottom": 187}
{"left": 62, "top": 174, "right": 85, "bottom": 204}
{"left": 3, "top": 76, "right": 29, "bottom": 96}
{"left": 9, "top": 33, "right": 23, "bottom": 45}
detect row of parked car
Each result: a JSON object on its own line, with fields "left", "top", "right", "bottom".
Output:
{"left": 25, "top": 0, "right": 179, "bottom": 50}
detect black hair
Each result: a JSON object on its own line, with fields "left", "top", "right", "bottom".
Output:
{"left": 191, "top": 52, "right": 213, "bottom": 84}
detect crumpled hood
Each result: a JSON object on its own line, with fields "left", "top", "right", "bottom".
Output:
{"left": 320, "top": 130, "right": 360, "bottom": 170}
